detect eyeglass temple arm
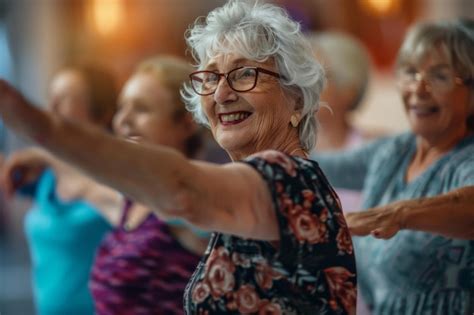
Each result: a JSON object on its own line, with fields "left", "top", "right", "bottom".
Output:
{"left": 257, "top": 67, "right": 281, "bottom": 78}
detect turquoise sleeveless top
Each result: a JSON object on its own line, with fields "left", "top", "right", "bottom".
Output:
{"left": 24, "top": 169, "right": 111, "bottom": 315}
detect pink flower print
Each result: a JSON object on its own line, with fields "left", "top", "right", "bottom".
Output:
{"left": 192, "top": 282, "right": 211, "bottom": 304}
{"left": 324, "top": 267, "right": 357, "bottom": 315}
{"left": 288, "top": 208, "right": 328, "bottom": 244}
{"left": 258, "top": 300, "right": 282, "bottom": 315}
{"left": 255, "top": 261, "right": 283, "bottom": 290}
{"left": 204, "top": 247, "right": 236, "bottom": 299}
{"left": 235, "top": 284, "right": 261, "bottom": 314}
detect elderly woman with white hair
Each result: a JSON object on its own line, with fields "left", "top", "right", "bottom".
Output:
{"left": 314, "top": 18, "right": 474, "bottom": 314}
{"left": 0, "top": 1, "right": 356, "bottom": 314}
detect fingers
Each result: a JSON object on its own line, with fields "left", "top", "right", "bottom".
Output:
{"left": 0, "top": 152, "right": 43, "bottom": 198}
{"left": 345, "top": 212, "right": 372, "bottom": 236}
{"left": 371, "top": 226, "right": 400, "bottom": 239}
{"left": 0, "top": 163, "right": 22, "bottom": 198}
{"left": 348, "top": 226, "right": 371, "bottom": 236}
{"left": 345, "top": 210, "right": 400, "bottom": 239}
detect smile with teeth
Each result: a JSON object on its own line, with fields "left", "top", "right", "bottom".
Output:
{"left": 409, "top": 106, "right": 439, "bottom": 116}
{"left": 219, "top": 111, "right": 251, "bottom": 125}
{"left": 125, "top": 135, "right": 143, "bottom": 143}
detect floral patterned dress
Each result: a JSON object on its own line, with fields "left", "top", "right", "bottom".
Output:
{"left": 183, "top": 151, "right": 357, "bottom": 315}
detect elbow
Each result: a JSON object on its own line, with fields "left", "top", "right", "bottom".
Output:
{"left": 169, "top": 188, "right": 200, "bottom": 224}
{"left": 143, "top": 179, "right": 197, "bottom": 223}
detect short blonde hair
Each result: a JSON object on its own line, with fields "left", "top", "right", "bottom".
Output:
{"left": 136, "top": 56, "right": 193, "bottom": 117}
{"left": 135, "top": 56, "right": 203, "bottom": 157}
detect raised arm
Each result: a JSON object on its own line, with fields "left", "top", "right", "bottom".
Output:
{"left": 346, "top": 186, "right": 474, "bottom": 240}
{"left": 310, "top": 138, "right": 385, "bottom": 190}
{"left": 0, "top": 80, "right": 278, "bottom": 240}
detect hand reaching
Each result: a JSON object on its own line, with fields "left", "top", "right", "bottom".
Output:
{"left": 345, "top": 202, "right": 405, "bottom": 239}
{"left": 0, "top": 148, "right": 50, "bottom": 198}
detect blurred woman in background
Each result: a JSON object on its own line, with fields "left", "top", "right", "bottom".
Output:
{"left": 89, "top": 55, "right": 210, "bottom": 315}
{"left": 307, "top": 31, "right": 383, "bottom": 213}
{"left": 308, "top": 32, "right": 376, "bottom": 315}
{"left": 3, "top": 56, "right": 210, "bottom": 315}
{"left": 314, "top": 18, "right": 474, "bottom": 314}
{"left": 308, "top": 32, "right": 373, "bottom": 153}
{"left": 1, "top": 64, "right": 117, "bottom": 315}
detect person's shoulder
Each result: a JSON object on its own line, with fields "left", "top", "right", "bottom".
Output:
{"left": 246, "top": 149, "right": 294, "bottom": 161}
{"left": 448, "top": 134, "right": 474, "bottom": 165}
{"left": 246, "top": 149, "right": 316, "bottom": 168}
{"left": 459, "top": 133, "right": 474, "bottom": 149}
{"left": 368, "top": 131, "right": 413, "bottom": 153}
{"left": 242, "top": 150, "right": 322, "bottom": 184}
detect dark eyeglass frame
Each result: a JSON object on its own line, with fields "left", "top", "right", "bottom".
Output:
{"left": 189, "top": 66, "right": 282, "bottom": 96}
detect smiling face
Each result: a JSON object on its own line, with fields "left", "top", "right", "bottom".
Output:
{"left": 200, "top": 53, "right": 301, "bottom": 160}
{"left": 48, "top": 69, "right": 95, "bottom": 124}
{"left": 113, "top": 73, "right": 193, "bottom": 153}
{"left": 400, "top": 47, "right": 471, "bottom": 144}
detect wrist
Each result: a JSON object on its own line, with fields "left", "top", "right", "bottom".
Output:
{"left": 394, "top": 201, "right": 409, "bottom": 230}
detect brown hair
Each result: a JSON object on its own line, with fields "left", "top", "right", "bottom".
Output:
{"left": 58, "top": 63, "right": 118, "bottom": 130}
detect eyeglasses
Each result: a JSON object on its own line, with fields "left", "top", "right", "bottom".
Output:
{"left": 189, "top": 66, "right": 282, "bottom": 96}
{"left": 396, "top": 67, "right": 472, "bottom": 93}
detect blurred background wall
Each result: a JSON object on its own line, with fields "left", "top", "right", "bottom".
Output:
{"left": 0, "top": 0, "right": 472, "bottom": 314}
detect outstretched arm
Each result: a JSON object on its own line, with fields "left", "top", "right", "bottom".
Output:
{"left": 1, "top": 147, "right": 125, "bottom": 225}
{"left": 0, "top": 80, "right": 278, "bottom": 240}
{"left": 346, "top": 186, "right": 474, "bottom": 240}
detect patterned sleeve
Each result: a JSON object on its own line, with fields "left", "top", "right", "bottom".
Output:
{"left": 243, "top": 150, "right": 357, "bottom": 313}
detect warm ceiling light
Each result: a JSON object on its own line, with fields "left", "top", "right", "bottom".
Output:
{"left": 359, "top": 0, "right": 400, "bottom": 17}
{"left": 92, "top": 0, "right": 125, "bottom": 36}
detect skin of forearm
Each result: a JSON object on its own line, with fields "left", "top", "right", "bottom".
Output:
{"left": 400, "top": 186, "right": 474, "bottom": 239}
{"left": 39, "top": 113, "right": 197, "bottom": 218}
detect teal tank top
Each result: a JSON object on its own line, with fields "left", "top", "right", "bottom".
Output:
{"left": 24, "top": 169, "right": 111, "bottom": 315}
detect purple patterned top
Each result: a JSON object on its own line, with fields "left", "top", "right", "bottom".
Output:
{"left": 90, "top": 201, "right": 202, "bottom": 315}
{"left": 184, "top": 151, "right": 357, "bottom": 315}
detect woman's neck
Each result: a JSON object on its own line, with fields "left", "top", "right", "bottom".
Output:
{"left": 227, "top": 145, "right": 307, "bottom": 161}
{"left": 407, "top": 127, "right": 470, "bottom": 182}
{"left": 226, "top": 129, "right": 305, "bottom": 161}
{"left": 415, "top": 126, "right": 469, "bottom": 161}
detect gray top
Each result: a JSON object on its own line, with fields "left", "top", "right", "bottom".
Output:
{"left": 313, "top": 132, "right": 474, "bottom": 315}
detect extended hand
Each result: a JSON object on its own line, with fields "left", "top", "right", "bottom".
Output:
{"left": 0, "top": 148, "right": 50, "bottom": 198}
{"left": 345, "top": 203, "right": 405, "bottom": 239}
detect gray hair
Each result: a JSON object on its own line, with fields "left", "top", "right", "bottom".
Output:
{"left": 307, "top": 32, "right": 371, "bottom": 111}
{"left": 181, "top": 0, "right": 325, "bottom": 152}
{"left": 396, "top": 18, "right": 474, "bottom": 128}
